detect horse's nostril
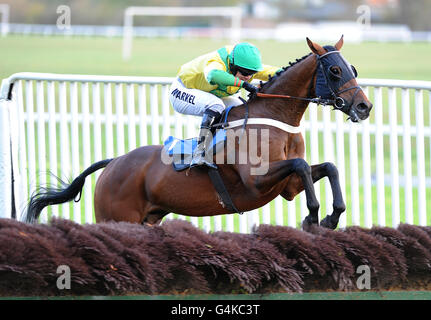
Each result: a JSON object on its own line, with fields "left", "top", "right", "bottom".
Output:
{"left": 357, "top": 102, "right": 369, "bottom": 112}
{"left": 354, "top": 102, "right": 372, "bottom": 120}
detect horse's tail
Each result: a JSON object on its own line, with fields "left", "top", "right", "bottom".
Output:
{"left": 23, "top": 158, "right": 114, "bottom": 223}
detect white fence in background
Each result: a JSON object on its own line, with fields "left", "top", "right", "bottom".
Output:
{"left": 5, "top": 23, "right": 431, "bottom": 42}
{"left": 0, "top": 73, "right": 430, "bottom": 232}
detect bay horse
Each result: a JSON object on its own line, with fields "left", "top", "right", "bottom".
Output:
{"left": 24, "top": 36, "right": 372, "bottom": 230}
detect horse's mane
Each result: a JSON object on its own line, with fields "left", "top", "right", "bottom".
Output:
{"left": 257, "top": 45, "right": 340, "bottom": 93}
{"left": 257, "top": 52, "right": 313, "bottom": 92}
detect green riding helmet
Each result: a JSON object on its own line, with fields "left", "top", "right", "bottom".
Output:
{"left": 229, "top": 42, "right": 263, "bottom": 72}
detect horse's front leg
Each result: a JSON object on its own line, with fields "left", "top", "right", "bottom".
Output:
{"left": 281, "top": 162, "right": 346, "bottom": 230}
{"left": 242, "top": 158, "right": 320, "bottom": 229}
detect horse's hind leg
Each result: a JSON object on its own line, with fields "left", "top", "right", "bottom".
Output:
{"left": 94, "top": 179, "right": 149, "bottom": 224}
{"left": 281, "top": 162, "right": 345, "bottom": 230}
{"left": 245, "top": 158, "right": 320, "bottom": 229}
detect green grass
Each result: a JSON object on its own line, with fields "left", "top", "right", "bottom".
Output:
{"left": 2, "top": 35, "right": 431, "bottom": 80}
{"left": 3, "top": 35, "right": 430, "bottom": 228}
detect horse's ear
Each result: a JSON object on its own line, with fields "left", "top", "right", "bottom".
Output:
{"left": 334, "top": 35, "right": 344, "bottom": 50}
{"left": 306, "top": 37, "right": 326, "bottom": 55}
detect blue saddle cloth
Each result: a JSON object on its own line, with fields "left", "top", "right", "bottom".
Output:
{"left": 163, "top": 129, "right": 227, "bottom": 171}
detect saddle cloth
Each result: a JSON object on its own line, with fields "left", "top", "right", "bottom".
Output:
{"left": 163, "top": 129, "right": 227, "bottom": 171}
{"left": 162, "top": 106, "right": 240, "bottom": 171}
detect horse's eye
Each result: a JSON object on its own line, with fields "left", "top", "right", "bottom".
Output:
{"left": 328, "top": 66, "right": 342, "bottom": 81}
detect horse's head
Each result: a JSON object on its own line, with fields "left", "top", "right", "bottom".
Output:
{"left": 307, "top": 36, "right": 373, "bottom": 122}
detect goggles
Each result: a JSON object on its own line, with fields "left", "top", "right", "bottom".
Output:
{"left": 233, "top": 65, "right": 257, "bottom": 77}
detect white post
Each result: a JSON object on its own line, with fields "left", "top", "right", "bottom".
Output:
{"left": 36, "top": 81, "right": 47, "bottom": 223}
{"left": 349, "top": 121, "right": 360, "bottom": 225}
{"left": 226, "top": 213, "right": 234, "bottom": 233}
{"left": 70, "top": 81, "right": 80, "bottom": 224}
{"left": 47, "top": 81, "right": 58, "bottom": 218}
{"left": 81, "top": 82, "right": 93, "bottom": 224}
{"left": 388, "top": 88, "right": 400, "bottom": 227}
{"left": 93, "top": 83, "right": 102, "bottom": 186}
{"left": 104, "top": 83, "right": 114, "bottom": 158}
{"left": 138, "top": 84, "right": 148, "bottom": 147}
{"left": 214, "top": 215, "right": 222, "bottom": 232}
{"left": 415, "top": 89, "right": 426, "bottom": 226}
{"left": 374, "top": 87, "right": 385, "bottom": 226}
{"left": 25, "top": 81, "right": 37, "bottom": 217}
{"left": 275, "top": 196, "right": 284, "bottom": 226}
{"left": 59, "top": 81, "right": 70, "bottom": 219}
{"left": 14, "top": 81, "right": 27, "bottom": 218}
{"left": 115, "top": 83, "right": 125, "bottom": 156}
{"left": 287, "top": 197, "right": 295, "bottom": 228}
{"left": 150, "top": 84, "right": 160, "bottom": 144}
{"left": 239, "top": 211, "right": 247, "bottom": 233}
{"left": 402, "top": 88, "right": 413, "bottom": 224}
{"left": 361, "top": 87, "right": 372, "bottom": 228}
{"left": 429, "top": 90, "right": 431, "bottom": 223}
{"left": 0, "top": 79, "right": 12, "bottom": 218}
{"left": 262, "top": 203, "right": 271, "bottom": 225}
{"left": 247, "top": 209, "right": 259, "bottom": 233}
{"left": 0, "top": 4, "right": 9, "bottom": 37}
{"left": 127, "top": 84, "right": 137, "bottom": 151}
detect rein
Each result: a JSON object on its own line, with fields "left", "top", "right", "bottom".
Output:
{"left": 255, "top": 50, "right": 360, "bottom": 110}
{"left": 214, "top": 50, "right": 361, "bottom": 134}
{"left": 256, "top": 92, "right": 334, "bottom": 106}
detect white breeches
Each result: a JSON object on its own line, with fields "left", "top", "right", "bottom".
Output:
{"left": 169, "top": 77, "right": 243, "bottom": 116}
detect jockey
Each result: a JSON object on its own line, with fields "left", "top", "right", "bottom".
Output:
{"left": 169, "top": 42, "right": 281, "bottom": 169}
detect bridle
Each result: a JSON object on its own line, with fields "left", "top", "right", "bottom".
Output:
{"left": 315, "top": 50, "right": 360, "bottom": 112}
{"left": 255, "top": 50, "right": 360, "bottom": 113}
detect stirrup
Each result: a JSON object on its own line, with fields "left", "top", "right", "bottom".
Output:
{"left": 190, "top": 140, "right": 217, "bottom": 169}
{"left": 190, "top": 160, "right": 218, "bottom": 169}
{"left": 190, "top": 152, "right": 217, "bottom": 169}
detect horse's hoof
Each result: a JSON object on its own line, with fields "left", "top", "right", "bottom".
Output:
{"left": 320, "top": 215, "right": 338, "bottom": 230}
{"left": 302, "top": 215, "right": 318, "bottom": 231}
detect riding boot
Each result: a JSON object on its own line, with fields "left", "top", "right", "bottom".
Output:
{"left": 190, "top": 110, "right": 220, "bottom": 169}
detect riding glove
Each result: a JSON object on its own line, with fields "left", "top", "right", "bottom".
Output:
{"left": 242, "top": 81, "right": 258, "bottom": 94}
